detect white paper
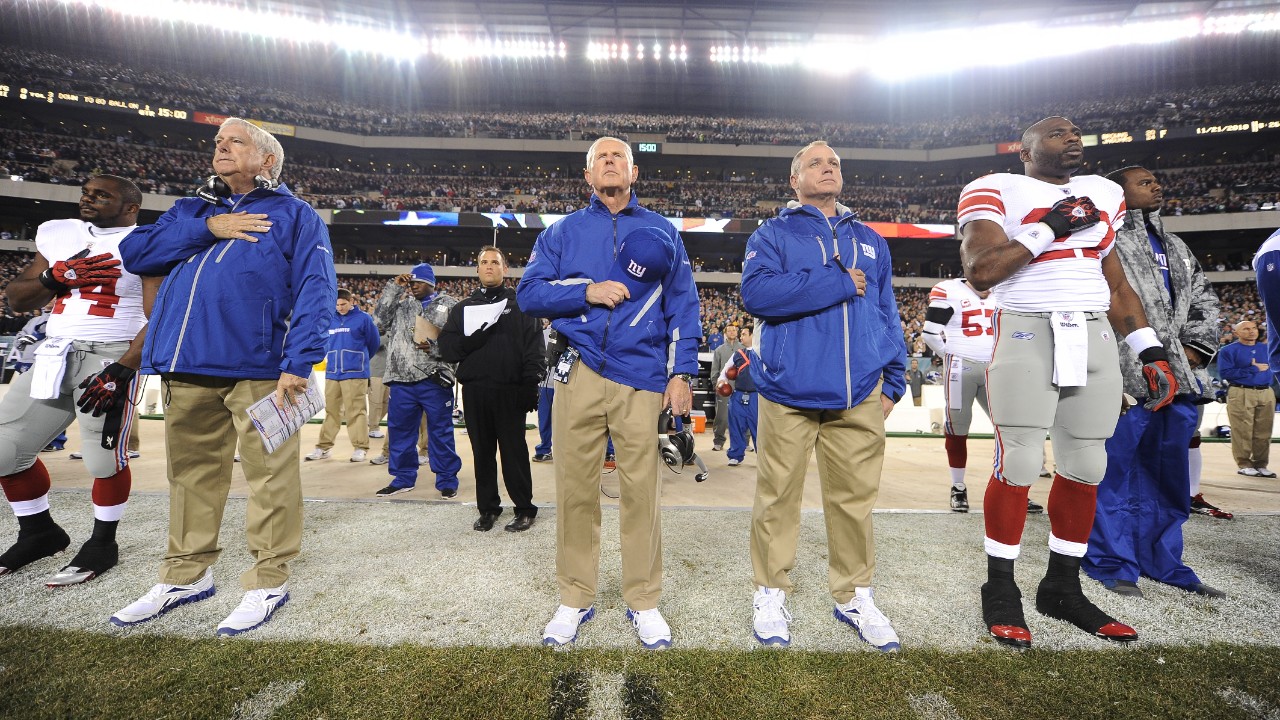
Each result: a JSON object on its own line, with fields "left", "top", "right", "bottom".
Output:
{"left": 247, "top": 373, "right": 325, "bottom": 454}
{"left": 463, "top": 298, "right": 507, "bottom": 336}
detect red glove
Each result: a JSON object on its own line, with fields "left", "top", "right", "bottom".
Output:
{"left": 1038, "top": 196, "right": 1102, "bottom": 239}
{"left": 1138, "top": 347, "right": 1178, "bottom": 411}
{"left": 40, "top": 249, "right": 122, "bottom": 293}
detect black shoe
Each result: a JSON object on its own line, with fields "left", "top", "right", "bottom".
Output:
{"left": 981, "top": 579, "right": 1031, "bottom": 648}
{"left": 0, "top": 524, "right": 72, "bottom": 575}
{"left": 473, "top": 513, "right": 499, "bottom": 532}
{"left": 1026, "top": 499, "right": 1044, "bottom": 514}
{"left": 1035, "top": 579, "right": 1137, "bottom": 642}
{"left": 441, "top": 488, "right": 458, "bottom": 499}
{"left": 532, "top": 453, "right": 553, "bottom": 463}
{"left": 375, "top": 484, "right": 412, "bottom": 497}
{"left": 950, "top": 486, "right": 969, "bottom": 512}
{"left": 1190, "top": 583, "right": 1226, "bottom": 598}
{"left": 1101, "top": 579, "right": 1143, "bottom": 598}
{"left": 46, "top": 538, "right": 119, "bottom": 587}
{"left": 504, "top": 515, "right": 535, "bottom": 533}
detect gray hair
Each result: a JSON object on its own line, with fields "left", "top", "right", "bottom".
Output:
{"left": 219, "top": 117, "right": 285, "bottom": 182}
{"left": 585, "top": 136, "right": 633, "bottom": 169}
{"left": 791, "top": 140, "right": 834, "bottom": 177}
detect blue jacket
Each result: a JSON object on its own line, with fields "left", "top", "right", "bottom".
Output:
{"left": 729, "top": 347, "right": 757, "bottom": 393}
{"left": 1217, "top": 341, "right": 1273, "bottom": 388}
{"left": 1254, "top": 227, "right": 1280, "bottom": 375}
{"left": 120, "top": 185, "right": 337, "bottom": 379}
{"left": 325, "top": 306, "right": 380, "bottom": 381}
{"left": 741, "top": 204, "right": 907, "bottom": 409}
{"left": 517, "top": 193, "right": 702, "bottom": 394}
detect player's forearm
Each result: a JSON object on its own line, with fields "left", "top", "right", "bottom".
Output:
{"left": 1105, "top": 283, "right": 1151, "bottom": 339}
{"left": 962, "top": 242, "right": 1032, "bottom": 291}
{"left": 116, "top": 326, "right": 148, "bottom": 370}
{"left": 4, "top": 277, "right": 56, "bottom": 313}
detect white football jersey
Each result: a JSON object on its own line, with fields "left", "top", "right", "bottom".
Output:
{"left": 957, "top": 173, "right": 1126, "bottom": 312}
{"left": 927, "top": 278, "right": 995, "bottom": 362}
{"left": 36, "top": 219, "right": 144, "bottom": 342}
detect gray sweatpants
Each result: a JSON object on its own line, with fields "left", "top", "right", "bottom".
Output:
{"left": 986, "top": 311, "right": 1121, "bottom": 488}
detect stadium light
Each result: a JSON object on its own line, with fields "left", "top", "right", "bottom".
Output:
{"left": 48, "top": 0, "right": 564, "bottom": 62}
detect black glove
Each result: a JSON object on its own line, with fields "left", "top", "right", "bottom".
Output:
{"left": 77, "top": 362, "right": 136, "bottom": 417}
{"left": 1138, "top": 346, "right": 1178, "bottom": 411}
{"left": 40, "top": 249, "right": 122, "bottom": 293}
{"left": 1038, "top": 196, "right": 1102, "bottom": 239}
{"left": 519, "top": 384, "right": 539, "bottom": 413}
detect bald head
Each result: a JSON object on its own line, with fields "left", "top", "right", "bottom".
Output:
{"left": 1019, "top": 116, "right": 1084, "bottom": 183}
{"left": 1235, "top": 320, "right": 1260, "bottom": 344}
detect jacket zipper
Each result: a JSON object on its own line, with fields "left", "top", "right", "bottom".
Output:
{"left": 597, "top": 212, "right": 619, "bottom": 374}
{"left": 168, "top": 193, "right": 251, "bottom": 372}
{"left": 828, "top": 217, "right": 854, "bottom": 407}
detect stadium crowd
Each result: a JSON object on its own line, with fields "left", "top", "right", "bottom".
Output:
{"left": 3, "top": 125, "right": 1277, "bottom": 222}
{"left": 6, "top": 46, "right": 1280, "bottom": 150}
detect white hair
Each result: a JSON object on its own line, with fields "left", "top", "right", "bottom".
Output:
{"left": 585, "top": 136, "right": 634, "bottom": 169}
{"left": 791, "top": 140, "right": 835, "bottom": 177}
{"left": 219, "top": 117, "right": 285, "bottom": 181}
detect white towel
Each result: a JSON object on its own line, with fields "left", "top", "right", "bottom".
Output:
{"left": 29, "top": 337, "right": 74, "bottom": 400}
{"left": 948, "top": 355, "right": 964, "bottom": 410}
{"left": 1050, "top": 312, "right": 1089, "bottom": 387}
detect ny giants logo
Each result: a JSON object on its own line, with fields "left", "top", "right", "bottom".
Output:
{"left": 627, "top": 259, "right": 647, "bottom": 278}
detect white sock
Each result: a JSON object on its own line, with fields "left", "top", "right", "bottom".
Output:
{"left": 949, "top": 467, "right": 966, "bottom": 489}
{"left": 1189, "top": 447, "right": 1203, "bottom": 496}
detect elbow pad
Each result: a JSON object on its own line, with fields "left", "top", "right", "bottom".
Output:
{"left": 924, "top": 305, "right": 954, "bottom": 326}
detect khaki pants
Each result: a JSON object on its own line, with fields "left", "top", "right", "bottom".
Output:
{"left": 1226, "top": 385, "right": 1275, "bottom": 469}
{"left": 552, "top": 363, "right": 663, "bottom": 610}
{"left": 317, "top": 377, "right": 369, "bottom": 451}
{"left": 751, "top": 388, "right": 885, "bottom": 603}
{"left": 159, "top": 374, "right": 303, "bottom": 590}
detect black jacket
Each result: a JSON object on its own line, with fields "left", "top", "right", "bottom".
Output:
{"left": 438, "top": 285, "right": 544, "bottom": 388}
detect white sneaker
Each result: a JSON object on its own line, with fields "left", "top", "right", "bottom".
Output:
{"left": 368, "top": 429, "right": 385, "bottom": 438}
{"left": 542, "top": 604, "right": 595, "bottom": 646}
{"left": 127, "top": 450, "right": 140, "bottom": 459}
{"left": 350, "top": 449, "right": 367, "bottom": 463}
{"left": 304, "top": 448, "right": 331, "bottom": 461}
{"left": 752, "top": 587, "right": 792, "bottom": 647}
{"left": 216, "top": 583, "right": 290, "bottom": 637}
{"left": 1239, "top": 467, "right": 1262, "bottom": 477}
{"left": 626, "top": 607, "right": 672, "bottom": 650}
{"left": 69, "top": 452, "right": 84, "bottom": 460}
{"left": 1257, "top": 468, "right": 1277, "bottom": 478}
{"left": 418, "top": 454, "right": 429, "bottom": 465}
{"left": 110, "top": 568, "right": 215, "bottom": 626}
{"left": 369, "top": 454, "right": 389, "bottom": 465}
{"left": 834, "top": 587, "right": 900, "bottom": 652}
{"left": 727, "top": 458, "right": 742, "bottom": 467}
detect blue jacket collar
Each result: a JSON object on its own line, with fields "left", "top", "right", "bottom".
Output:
{"left": 588, "top": 192, "right": 640, "bottom": 215}
{"left": 778, "top": 201, "right": 856, "bottom": 223}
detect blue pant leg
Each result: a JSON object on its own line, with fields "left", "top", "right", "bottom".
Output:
{"left": 386, "top": 383, "right": 423, "bottom": 488}
{"left": 536, "top": 386, "right": 554, "bottom": 455}
{"left": 1083, "top": 407, "right": 1147, "bottom": 583}
{"left": 423, "top": 381, "right": 462, "bottom": 491}
{"left": 727, "top": 391, "right": 748, "bottom": 461}
{"left": 1136, "top": 398, "right": 1201, "bottom": 588}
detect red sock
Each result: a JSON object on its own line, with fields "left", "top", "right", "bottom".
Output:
{"left": 1047, "top": 474, "right": 1097, "bottom": 545}
{"left": 944, "top": 433, "right": 968, "bottom": 469}
{"left": 983, "top": 475, "right": 1030, "bottom": 547}
{"left": 92, "top": 466, "right": 132, "bottom": 508}
{"left": 1, "top": 458, "right": 52, "bottom": 503}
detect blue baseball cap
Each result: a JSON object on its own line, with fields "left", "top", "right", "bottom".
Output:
{"left": 409, "top": 263, "right": 436, "bottom": 285}
{"left": 606, "top": 226, "right": 676, "bottom": 299}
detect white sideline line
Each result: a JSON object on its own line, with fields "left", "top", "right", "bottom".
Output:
{"left": 1218, "top": 687, "right": 1280, "bottom": 720}
{"left": 588, "top": 671, "right": 625, "bottom": 720}
{"left": 230, "top": 680, "right": 305, "bottom": 720}
{"left": 908, "top": 692, "right": 963, "bottom": 720}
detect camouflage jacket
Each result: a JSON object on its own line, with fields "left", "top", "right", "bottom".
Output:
{"left": 1111, "top": 209, "right": 1220, "bottom": 400}
{"left": 374, "top": 280, "right": 458, "bottom": 384}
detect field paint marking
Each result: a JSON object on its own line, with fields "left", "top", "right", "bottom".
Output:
{"left": 587, "top": 671, "right": 625, "bottom": 719}
{"left": 908, "top": 692, "right": 964, "bottom": 720}
{"left": 229, "top": 679, "right": 305, "bottom": 720}
{"left": 1218, "top": 687, "right": 1280, "bottom": 720}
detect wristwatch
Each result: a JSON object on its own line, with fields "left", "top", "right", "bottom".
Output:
{"left": 672, "top": 373, "right": 693, "bottom": 384}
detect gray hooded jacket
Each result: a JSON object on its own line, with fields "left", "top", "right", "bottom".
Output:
{"left": 1110, "top": 209, "right": 1219, "bottom": 400}
{"left": 374, "top": 280, "right": 458, "bottom": 384}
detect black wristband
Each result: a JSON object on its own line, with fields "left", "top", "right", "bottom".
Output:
{"left": 37, "top": 268, "right": 69, "bottom": 294}
{"left": 1039, "top": 210, "right": 1070, "bottom": 238}
{"left": 1138, "top": 346, "right": 1169, "bottom": 364}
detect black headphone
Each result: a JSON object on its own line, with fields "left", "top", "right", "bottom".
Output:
{"left": 196, "top": 174, "right": 276, "bottom": 205}
{"left": 658, "top": 409, "right": 696, "bottom": 471}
